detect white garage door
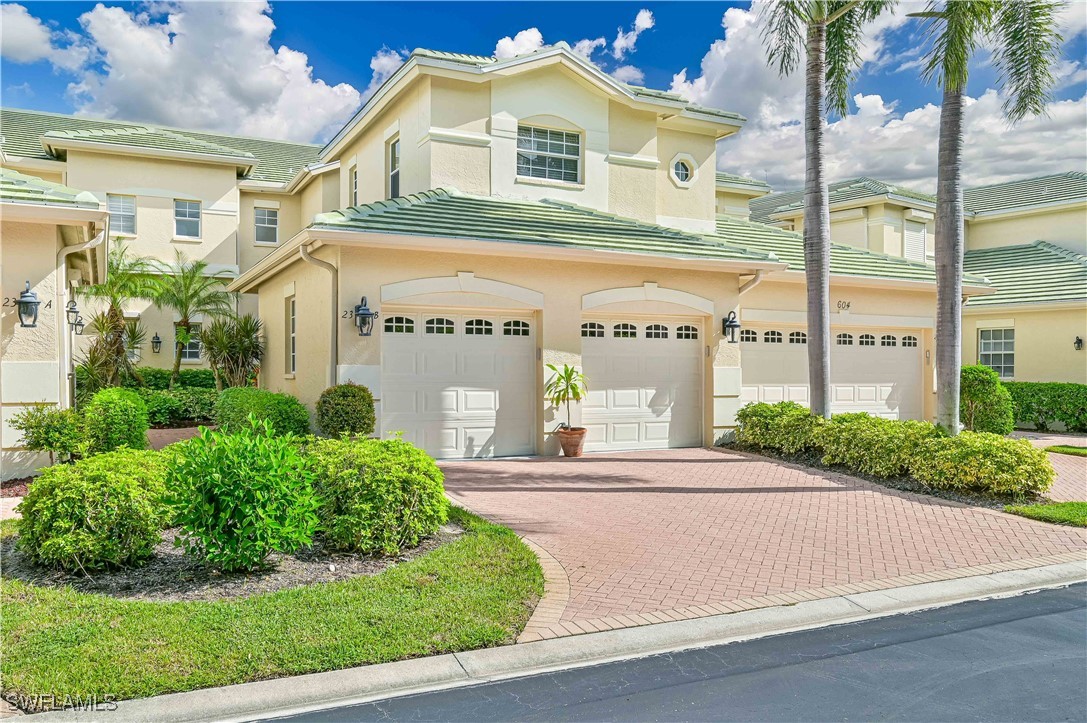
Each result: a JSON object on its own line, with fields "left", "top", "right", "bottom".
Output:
{"left": 740, "top": 327, "right": 923, "bottom": 419}
{"left": 381, "top": 310, "right": 536, "bottom": 458}
{"left": 580, "top": 317, "right": 703, "bottom": 451}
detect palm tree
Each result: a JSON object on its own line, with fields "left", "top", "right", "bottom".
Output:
{"left": 200, "top": 314, "right": 264, "bottom": 389}
{"left": 911, "top": 0, "right": 1062, "bottom": 433}
{"left": 760, "top": 0, "right": 894, "bottom": 418}
{"left": 150, "top": 251, "right": 236, "bottom": 388}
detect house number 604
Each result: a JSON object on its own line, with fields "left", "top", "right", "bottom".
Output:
{"left": 836, "top": 300, "right": 851, "bottom": 310}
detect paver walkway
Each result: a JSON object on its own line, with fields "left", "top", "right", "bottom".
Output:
{"left": 1013, "top": 431, "right": 1087, "bottom": 502}
{"left": 442, "top": 448, "right": 1087, "bottom": 640}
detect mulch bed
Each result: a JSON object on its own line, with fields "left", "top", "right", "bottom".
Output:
{"left": 1, "top": 476, "right": 33, "bottom": 498}
{"left": 1, "top": 523, "right": 465, "bottom": 602}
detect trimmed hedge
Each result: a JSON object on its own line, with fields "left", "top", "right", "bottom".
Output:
{"left": 1004, "top": 381, "right": 1087, "bottom": 433}
{"left": 819, "top": 414, "right": 943, "bottom": 479}
{"left": 960, "top": 365, "right": 1014, "bottom": 434}
{"left": 124, "top": 367, "right": 218, "bottom": 390}
{"left": 315, "top": 383, "right": 376, "bottom": 438}
{"left": 735, "top": 401, "right": 825, "bottom": 455}
{"left": 136, "top": 388, "right": 218, "bottom": 427}
{"left": 214, "top": 387, "right": 309, "bottom": 436}
{"left": 82, "top": 387, "right": 149, "bottom": 455}
{"left": 910, "top": 432, "right": 1054, "bottom": 497}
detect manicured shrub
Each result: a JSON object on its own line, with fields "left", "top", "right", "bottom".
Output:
{"left": 136, "top": 388, "right": 219, "bottom": 426}
{"left": 1005, "top": 381, "right": 1087, "bottom": 433}
{"left": 960, "top": 365, "right": 1014, "bottom": 435}
{"left": 16, "top": 449, "right": 168, "bottom": 571}
{"left": 735, "top": 401, "right": 823, "bottom": 454}
{"left": 215, "top": 387, "right": 309, "bottom": 435}
{"left": 315, "top": 383, "right": 376, "bottom": 438}
{"left": 307, "top": 437, "right": 447, "bottom": 554}
{"left": 167, "top": 419, "right": 320, "bottom": 571}
{"left": 909, "top": 432, "right": 1054, "bottom": 497}
{"left": 82, "top": 387, "right": 148, "bottom": 455}
{"left": 172, "top": 388, "right": 218, "bottom": 422}
{"left": 124, "top": 367, "right": 219, "bottom": 390}
{"left": 819, "top": 414, "right": 943, "bottom": 479}
{"left": 137, "top": 389, "right": 186, "bottom": 427}
{"left": 8, "top": 405, "right": 82, "bottom": 464}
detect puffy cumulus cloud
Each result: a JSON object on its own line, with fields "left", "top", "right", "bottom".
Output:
{"left": 573, "top": 36, "right": 606, "bottom": 59}
{"left": 494, "top": 28, "right": 544, "bottom": 59}
{"left": 1, "top": 3, "right": 54, "bottom": 63}
{"left": 1058, "top": 1, "right": 1087, "bottom": 39}
{"left": 612, "top": 8, "right": 653, "bottom": 60}
{"left": 365, "top": 47, "right": 405, "bottom": 96}
{"left": 610, "top": 65, "right": 645, "bottom": 85}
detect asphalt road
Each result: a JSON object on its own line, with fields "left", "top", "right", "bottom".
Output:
{"left": 273, "top": 584, "right": 1087, "bottom": 722}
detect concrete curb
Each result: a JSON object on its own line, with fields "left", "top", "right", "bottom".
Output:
{"left": 28, "top": 560, "right": 1086, "bottom": 723}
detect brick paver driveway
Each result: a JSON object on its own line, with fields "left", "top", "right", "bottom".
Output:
{"left": 442, "top": 448, "right": 1087, "bottom": 639}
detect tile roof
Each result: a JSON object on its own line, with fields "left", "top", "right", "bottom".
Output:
{"left": 0, "top": 168, "right": 101, "bottom": 209}
{"left": 715, "top": 172, "right": 772, "bottom": 193}
{"left": 0, "top": 107, "right": 320, "bottom": 185}
{"left": 749, "top": 177, "right": 936, "bottom": 224}
{"left": 712, "top": 214, "right": 989, "bottom": 285}
{"left": 311, "top": 188, "right": 777, "bottom": 265}
{"left": 963, "top": 172, "right": 1087, "bottom": 214}
{"left": 963, "top": 241, "right": 1086, "bottom": 307}
{"left": 42, "top": 125, "right": 255, "bottom": 161}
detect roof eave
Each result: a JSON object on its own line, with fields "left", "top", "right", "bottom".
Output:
{"left": 0, "top": 199, "right": 107, "bottom": 224}
{"left": 40, "top": 136, "right": 258, "bottom": 175}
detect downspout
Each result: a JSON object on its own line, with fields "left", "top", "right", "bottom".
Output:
{"left": 299, "top": 242, "right": 338, "bottom": 388}
{"left": 57, "top": 218, "right": 109, "bottom": 408}
{"left": 738, "top": 270, "right": 765, "bottom": 297}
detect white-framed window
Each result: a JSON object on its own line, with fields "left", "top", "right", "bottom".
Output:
{"left": 646, "top": 324, "right": 669, "bottom": 339}
{"left": 902, "top": 335, "right": 918, "bottom": 348}
{"left": 425, "top": 317, "right": 455, "bottom": 335}
{"left": 107, "top": 194, "right": 136, "bottom": 235}
{"left": 388, "top": 138, "right": 401, "bottom": 199}
{"left": 669, "top": 152, "right": 698, "bottom": 188}
{"left": 581, "top": 322, "right": 604, "bottom": 338}
{"left": 676, "top": 325, "right": 698, "bottom": 340}
{"left": 740, "top": 329, "right": 758, "bottom": 343}
{"left": 881, "top": 335, "right": 897, "bottom": 347}
{"left": 859, "top": 333, "right": 876, "bottom": 347}
{"left": 673, "top": 160, "right": 692, "bottom": 182}
{"left": 503, "top": 320, "right": 531, "bottom": 337}
{"left": 174, "top": 199, "right": 201, "bottom": 238}
{"left": 465, "top": 318, "right": 493, "bottom": 336}
{"left": 979, "top": 328, "right": 1014, "bottom": 379}
{"left": 350, "top": 166, "right": 358, "bottom": 206}
{"left": 177, "top": 323, "right": 201, "bottom": 361}
{"left": 287, "top": 297, "right": 296, "bottom": 374}
{"left": 789, "top": 331, "right": 807, "bottom": 344}
{"left": 516, "top": 125, "right": 580, "bottom": 183}
{"left": 613, "top": 323, "right": 637, "bottom": 338}
{"left": 255, "top": 208, "right": 278, "bottom": 245}
{"left": 836, "top": 333, "right": 853, "bottom": 346}
{"left": 764, "top": 330, "right": 783, "bottom": 343}
{"left": 384, "top": 316, "right": 414, "bottom": 334}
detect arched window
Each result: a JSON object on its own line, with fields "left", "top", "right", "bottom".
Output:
{"left": 613, "top": 323, "right": 637, "bottom": 338}
{"left": 676, "top": 325, "right": 699, "bottom": 340}
{"left": 740, "top": 329, "right": 758, "bottom": 343}
{"left": 425, "top": 317, "right": 454, "bottom": 335}
{"left": 789, "top": 331, "right": 807, "bottom": 344}
{"left": 503, "top": 320, "right": 531, "bottom": 337}
{"left": 465, "top": 319, "right": 493, "bottom": 335}
{"left": 836, "top": 333, "right": 853, "bottom": 346}
{"left": 902, "top": 335, "right": 918, "bottom": 348}
{"left": 581, "top": 322, "right": 604, "bottom": 338}
{"left": 881, "top": 335, "right": 897, "bottom": 347}
{"left": 384, "top": 316, "right": 414, "bottom": 334}
{"left": 859, "top": 334, "right": 876, "bottom": 346}
{"left": 646, "top": 324, "right": 669, "bottom": 339}
{"left": 764, "top": 330, "right": 783, "bottom": 344}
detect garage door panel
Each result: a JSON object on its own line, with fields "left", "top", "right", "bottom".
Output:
{"left": 611, "top": 388, "right": 642, "bottom": 409}
{"left": 462, "top": 389, "right": 498, "bottom": 413}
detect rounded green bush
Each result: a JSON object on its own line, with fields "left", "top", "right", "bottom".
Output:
{"left": 819, "top": 414, "right": 943, "bottom": 479}
{"left": 909, "top": 432, "right": 1054, "bottom": 497}
{"left": 735, "top": 401, "right": 823, "bottom": 455}
{"left": 214, "top": 387, "right": 309, "bottom": 435}
{"left": 960, "top": 365, "right": 1014, "bottom": 435}
{"left": 82, "top": 387, "right": 149, "bottom": 455}
{"left": 308, "top": 437, "right": 448, "bottom": 555}
{"left": 1005, "top": 381, "right": 1087, "bottom": 433}
{"left": 16, "top": 449, "right": 168, "bottom": 571}
{"left": 316, "top": 383, "right": 376, "bottom": 438}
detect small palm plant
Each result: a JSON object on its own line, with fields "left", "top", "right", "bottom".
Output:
{"left": 545, "top": 363, "right": 588, "bottom": 457}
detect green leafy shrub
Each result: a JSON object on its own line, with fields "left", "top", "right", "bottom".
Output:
{"left": 137, "top": 389, "right": 185, "bottom": 427}
{"left": 135, "top": 388, "right": 219, "bottom": 426}
{"left": 307, "top": 437, "right": 447, "bottom": 554}
{"left": 819, "top": 414, "right": 943, "bottom": 478}
{"left": 960, "top": 365, "right": 1014, "bottom": 434}
{"left": 735, "top": 401, "right": 822, "bottom": 454}
{"left": 8, "top": 405, "right": 82, "bottom": 464}
{"left": 123, "top": 367, "right": 219, "bottom": 390}
{"left": 167, "top": 419, "right": 320, "bottom": 571}
{"left": 16, "top": 449, "right": 168, "bottom": 571}
{"left": 909, "top": 432, "right": 1054, "bottom": 497}
{"left": 82, "top": 387, "right": 148, "bottom": 455}
{"left": 215, "top": 387, "right": 309, "bottom": 435}
{"left": 315, "top": 383, "right": 376, "bottom": 438}
{"left": 1005, "top": 381, "right": 1087, "bottom": 433}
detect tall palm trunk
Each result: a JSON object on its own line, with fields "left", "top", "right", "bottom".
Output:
{"left": 804, "top": 19, "right": 832, "bottom": 419}
{"left": 935, "top": 85, "right": 965, "bottom": 434}
{"left": 171, "top": 318, "right": 188, "bottom": 390}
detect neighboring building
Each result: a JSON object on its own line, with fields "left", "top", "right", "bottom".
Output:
{"left": 714, "top": 172, "right": 771, "bottom": 219}
{"left": 0, "top": 169, "right": 108, "bottom": 478}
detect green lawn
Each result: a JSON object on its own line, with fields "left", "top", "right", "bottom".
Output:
{"left": 1045, "top": 445, "right": 1087, "bottom": 457}
{"left": 0, "top": 507, "right": 543, "bottom": 707}
{"left": 1005, "top": 501, "right": 1087, "bottom": 527}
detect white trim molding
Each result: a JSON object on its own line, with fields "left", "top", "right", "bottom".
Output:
{"left": 742, "top": 307, "right": 934, "bottom": 329}
{"left": 380, "top": 272, "right": 544, "bottom": 307}
{"left": 605, "top": 152, "right": 659, "bottom": 170}
{"left": 582, "top": 282, "right": 714, "bottom": 315}
{"left": 418, "top": 127, "right": 492, "bottom": 148}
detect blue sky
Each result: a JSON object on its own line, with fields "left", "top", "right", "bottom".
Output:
{"left": 2, "top": 1, "right": 1085, "bottom": 188}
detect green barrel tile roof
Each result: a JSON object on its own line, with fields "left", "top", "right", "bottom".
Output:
{"left": 0, "top": 107, "right": 320, "bottom": 185}
{"left": 963, "top": 172, "right": 1087, "bottom": 214}
{"left": 716, "top": 171, "right": 772, "bottom": 193}
{"left": 712, "top": 214, "right": 989, "bottom": 285}
{"left": 311, "top": 188, "right": 777, "bottom": 265}
{"left": 749, "top": 177, "right": 935, "bottom": 224}
{"left": 964, "top": 241, "right": 1086, "bottom": 307}
{"left": 0, "top": 167, "right": 101, "bottom": 208}
{"left": 42, "top": 125, "right": 255, "bottom": 160}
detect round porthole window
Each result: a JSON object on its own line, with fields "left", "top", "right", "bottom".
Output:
{"left": 673, "top": 160, "right": 692, "bottom": 182}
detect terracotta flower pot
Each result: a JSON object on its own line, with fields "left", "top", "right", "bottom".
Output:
{"left": 557, "top": 427, "right": 588, "bottom": 458}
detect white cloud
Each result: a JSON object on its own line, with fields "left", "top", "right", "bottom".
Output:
{"left": 610, "top": 65, "right": 645, "bottom": 85}
{"left": 612, "top": 8, "right": 654, "bottom": 60}
{"left": 1, "top": 3, "right": 54, "bottom": 63}
{"left": 573, "top": 37, "right": 606, "bottom": 58}
{"left": 494, "top": 28, "right": 545, "bottom": 59}
{"left": 365, "top": 47, "right": 405, "bottom": 96}
{"left": 1058, "top": 1, "right": 1087, "bottom": 39}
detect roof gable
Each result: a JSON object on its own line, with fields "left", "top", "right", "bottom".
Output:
{"left": 964, "top": 172, "right": 1087, "bottom": 215}
{"left": 749, "top": 177, "right": 935, "bottom": 223}
{"left": 964, "top": 241, "right": 1086, "bottom": 307}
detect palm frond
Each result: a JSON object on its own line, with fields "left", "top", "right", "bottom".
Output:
{"left": 761, "top": 0, "right": 811, "bottom": 76}
{"left": 916, "top": 0, "right": 994, "bottom": 92}
{"left": 992, "top": 0, "right": 1063, "bottom": 122}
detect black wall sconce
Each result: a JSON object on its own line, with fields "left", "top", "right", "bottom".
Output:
{"left": 73, "top": 316, "right": 85, "bottom": 335}
{"left": 722, "top": 311, "right": 741, "bottom": 344}
{"left": 17, "top": 281, "right": 41, "bottom": 328}
{"left": 354, "top": 296, "right": 379, "bottom": 336}
{"left": 65, "top": 300, "right": 80, "bottom": 326}
{"left": 1076, "top": 336, "right": 1083, "bottom": 351}
{"left": 151, "top": 333, "right": 163, "bottom": 353}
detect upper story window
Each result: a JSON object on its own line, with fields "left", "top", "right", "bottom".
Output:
{"left": 350, "top": 166, "right": 359, "bottom": 206}
{"left": 388, "top": 138, "right": 401, "bottom": 199}
{"left": 255, "top": 208, "right": 278, "bottom": 245}
{"left": 516, "top": 125, "right": 580, "bottom": 184}
{"left": 107, "top": 194, "right": 136, "bottom": 235}
{"left": 174, "top": 199, "right": 201, "bottom": 239}
{"left": 673, "top": 160, "right": 692, "bottom": 183}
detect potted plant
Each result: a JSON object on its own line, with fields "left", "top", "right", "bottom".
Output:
{"left": 545, "top": 363, "right": 588, "bottom": 457}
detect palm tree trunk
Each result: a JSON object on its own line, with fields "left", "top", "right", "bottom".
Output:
{"left": 935, "top": 85, "right": 965, "bottom": 434}
{"left": 804, "top": 20, "right": 832, "bottom": 419}
{"left": 171, "top": 319, "right": 186, "bottom": 390}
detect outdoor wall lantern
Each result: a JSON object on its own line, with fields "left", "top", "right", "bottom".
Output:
{"left": 73, "top": 316, "right": 85, "bottom": 336}
{"left": 722, "top": 311, "right": 741, "bottom": 344}
{"left": 65, "top": 300, "right": 80, "bottom": 326}
{"left": 151, "top": 333, "right": 163, "bottom": 354}
{"left": 17, "top": 281, "right": 41, "bottom": 328}
{"left": 354, "top": 296, "right": 379, "bottom": 337}
{"left": 1076, "top": 336, "right": 1084, "bottom": 351}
